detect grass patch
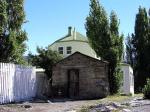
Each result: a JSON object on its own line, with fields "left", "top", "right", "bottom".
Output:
{"left": 104, "top": 95, "right": 131, "bottom": 102}
{"left": 77, "top": 106, "right": 90, "bottom": 112}
{"left": 134, "top": 93, "right": 143, "bottom": 97}
{"left": 99, "top": 93, "right": 143, "bottom": 103}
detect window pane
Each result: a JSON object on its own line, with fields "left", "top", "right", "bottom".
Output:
{"left": 67, "top": 47, "right": 71, "bottom": 50}
{"left": 67, "top": 51, "right": 71, "bottom": 54}
{"left": 67, "top": 46, "right": 72, "bottom": 54}
{"left": 58, "top": 47, "right": 63, "bottom": 54}
{"left": 59, "top": 47, "right": 63, "bottom": 50}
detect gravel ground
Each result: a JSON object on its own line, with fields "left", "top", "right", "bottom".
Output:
{"left": 0, "top": 97, "right": 150, "bottom": 112}
{"left": 0, "top": 99, "right": 97, "bottom": 112}
{"left": 130, "top": 99, "right": 150, "bottom": 112}
{"left": 132, "top": 105, "right": 150, "bottom": 112}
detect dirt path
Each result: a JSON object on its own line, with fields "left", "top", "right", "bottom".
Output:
{"left": 0, "top": 99, "right": 98, "bottom": 112}
{"left": 0, "top": 95, "right": 149, "bottom": 112}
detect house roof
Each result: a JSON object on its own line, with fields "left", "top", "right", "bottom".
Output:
{"left": 49, "top": 27, "right": 88, "bottom": 47}
{"left": 54, "top": 51, "right": 109, "bottom": 66}
{"left": 57, "top": 32, "right": 88, "bottom": 42}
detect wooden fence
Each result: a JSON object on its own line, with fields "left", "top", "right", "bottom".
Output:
{"left": 0, "top": 63, "right": 36, "bottom": 104}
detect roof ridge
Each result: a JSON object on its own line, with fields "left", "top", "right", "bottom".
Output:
{"left": 53, "top": 51, "right": 109, "bottom": 66}
{"left": 49, "top": 28, "right": 88, "bottom": 47}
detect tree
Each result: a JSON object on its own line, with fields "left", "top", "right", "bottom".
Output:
{"left": 85, "top": 0, "right": 123, "bottom": 94}
{"left": 133, "top": 7, "right": 150, "bottom": 91}
{"left": 126, "top": 34, "right": 135, "bottom": 68}
{"left": 110, "top": 11, "right": 123, "bottom": 63}
{"left": 147, "top": 8, "right": 150, "bottom": 77}
{"left": 0, "top": 0, "right": 27, "bottom": 64}
{"left": 85, "top": 0, "right": 111, "bottom": 57}
{"left": 28, "top": 47, "right": 63, "bottom": 81}
{"left": 28, "top": 47, "right": 62, "bottom": 97}
{"left": 109, "top": 11, "right": 124, "bottom": 94}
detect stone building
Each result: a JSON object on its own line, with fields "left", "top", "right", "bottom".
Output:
{"left": 52, "top": 52, "right": 109, "bottom": 99}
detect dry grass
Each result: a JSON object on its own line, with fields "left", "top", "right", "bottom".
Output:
{"left": 98, "top": 93, "right": 143, "bottom": 103}
{"left": 78, "top": 94, "right": 143, "bottom": 112}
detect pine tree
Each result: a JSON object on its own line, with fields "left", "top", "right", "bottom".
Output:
{"left": 85, "top": 0, "right": 123, "bottom": 94}
{"left": 0, "top": 0, "right": 27, "bottom": 64}
{"left": 133, "top": 7, "right": 150, "bottom": 91}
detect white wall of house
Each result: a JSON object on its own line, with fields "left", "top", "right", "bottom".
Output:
{"left": 50, "top": 41, "right": 97, "bottom": 58}
{"left": 121, "top": 64, "right": 134, "bottom": 95}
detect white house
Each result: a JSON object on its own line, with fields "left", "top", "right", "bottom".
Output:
{"left": 49, "top": 27, "right": 97, "bottom": 58}
{"left": 49, "top": 26, "right": 134, "bottom": 95}
{"left": 121, "top": 63, "right": 134, "bottom": 95}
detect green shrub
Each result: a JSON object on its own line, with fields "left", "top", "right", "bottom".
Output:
{"left": 143, "top": 78, "right": 150, "bottom": 99}
{"left": 113, "top": 68, "right": 123, "bottom": 93}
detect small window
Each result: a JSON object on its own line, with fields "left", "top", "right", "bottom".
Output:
{"left": 58, "top": 47, "right": 63, "bottom": 54}
{"left": 67, "top": 46, "right": 72, "bottom": 54}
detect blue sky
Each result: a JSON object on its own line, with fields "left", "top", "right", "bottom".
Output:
{"left": 24, "top": 0, "right": 150, "bottom": 54}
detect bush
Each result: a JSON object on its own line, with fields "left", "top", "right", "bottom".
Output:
{"left": 143, "top": 78, "right": 150, "bottom": 99}
{"left": 113, "top": 68, "right": 123, "bottom": 94}
{"left": 28, "top": 47, "right": 63, "bottom": 80}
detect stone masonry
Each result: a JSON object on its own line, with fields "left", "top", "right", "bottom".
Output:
{"left": 52, "top": 52, "right": 109, "bottom": 99}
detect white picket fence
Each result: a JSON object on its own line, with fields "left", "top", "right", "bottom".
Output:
{"left": 0, "top": 63, "right": 37, "bottom": 104}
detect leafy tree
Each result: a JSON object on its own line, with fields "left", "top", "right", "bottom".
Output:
{"left": 109, "top": 11, "right": 124, "bottom": 94}
{"left": 0, "top": 0, "right": 27, "bottom": 64}
{"left": 147, "top": 9, "right": 150, "bottom": 78}
{"left": 110, "top": 11, "right": 123, "bottom": 63}
{"left": 28, "top": 47, "right": 63, "bottom": 81}
{"left": 132, "top": 7, "right": 150, "bottom": 91}
{"left": 85, "top": 0, "right": 123, "bottom": 94}
{"left": 85, "top": 0, "right": 111, "bottom": 57}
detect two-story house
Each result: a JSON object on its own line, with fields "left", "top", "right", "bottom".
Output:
{"left": 49, "top": 27, "right": 97, "bottom": 58}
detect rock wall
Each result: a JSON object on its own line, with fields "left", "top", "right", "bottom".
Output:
{"left": 52, "top": 52, "right": 109, "bottom": 99}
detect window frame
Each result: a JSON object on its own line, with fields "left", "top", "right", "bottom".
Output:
{"left": 58, "top": 46, "right": 64, "bottom": 54}
{"left": 66, "top": 46, "right": 72, "bottom": 54}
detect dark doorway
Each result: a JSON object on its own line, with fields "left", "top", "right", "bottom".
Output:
{"left": 68, "top": 69, "right": 79, "bottom": 99}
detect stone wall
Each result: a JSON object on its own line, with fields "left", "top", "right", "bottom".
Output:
{"left": 52, "top": 52, "right": 109, "bottom": 99}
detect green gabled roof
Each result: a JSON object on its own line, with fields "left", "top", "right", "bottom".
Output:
{"left": 50, "top": 28, "right": 89, "bottom": 47}
{"left": 59, "top": 32, "right": 88, "bottom": 42}
{"left": 55, "top": 32, "right": 88, "bottom": 42}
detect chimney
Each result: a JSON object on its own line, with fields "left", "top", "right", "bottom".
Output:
{"left": 68, "top": 26, "right": 72, "bottom": 36}
{"left": 73, "top": 27, "right": 76, "bottom": 40}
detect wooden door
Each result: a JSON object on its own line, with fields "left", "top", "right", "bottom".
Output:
{"left": 68, "top": 69, "right": 79, "bottom": 99}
